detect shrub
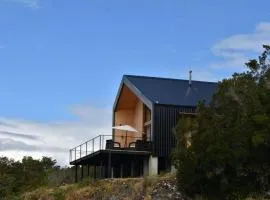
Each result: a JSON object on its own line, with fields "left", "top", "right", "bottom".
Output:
{"left": 173, "top": 45, "right": 270, "bottom": 199}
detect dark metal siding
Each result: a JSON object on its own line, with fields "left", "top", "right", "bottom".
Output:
{"left": 153, "top": 104, "right": 196, "bottom": 157}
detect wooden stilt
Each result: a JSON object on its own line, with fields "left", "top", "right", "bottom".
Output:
{"left": 120, "top": 164, "right": 123, "bottom": 178}
{"left": 108, "top": 150, "right": 112, "bottom": 178}
{"left": 131, "top": 161, "right": 134, "bottom": 177}
{"left": 94, "top": 165, "right": 96, "bottom": 179}
{"left": 81, "top": 165, "right": 84, "bottom": 180}
{"left": 75, "top": 165, "right": 78, "bottom": 183}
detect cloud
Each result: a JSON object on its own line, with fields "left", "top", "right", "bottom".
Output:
{"left": 0, "top": 121, "right": 17, "bottom": 128}
{"left": 0, "top": 131, "right": 40, "bottom": 141}
{"left": 0, "top": 138, "right": 38, "bottom": 151}
{"left": 211, "top": 22, "right": 270, "bottom": 69}
{"left": 70, "top": 104, "right": 112, "bottom": 127}
{"left": 0, "top": 105, "right": 112, "bottom": 166}
{"left": 0, "top": 138, "right": 67, "bottom": 152}
{"left": 6, "top": 0, "right": 40, "bottom": 8}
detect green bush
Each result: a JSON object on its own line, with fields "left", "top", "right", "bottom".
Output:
{"left": 51, "top": 188, "right": 66, "bottom": 200}
{"left": 0, "top": 156, "right": 60, "bottom": 199}
{"left": 173, "top": 45, "right": 270, "bottom": 199}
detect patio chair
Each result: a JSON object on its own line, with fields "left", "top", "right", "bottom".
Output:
{"left": 105, "top": 139, "right": 121, "bottom": 150}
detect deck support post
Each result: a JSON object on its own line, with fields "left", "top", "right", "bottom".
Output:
{"left": 75, "top": 165, "right": 78, "bottom": 183}
{"left": 120, "top": 164, "right": 123, "bottom": 178}
{"left": 81, "top": 165, "right": 84, "bottom": 180}
{"left": 87, "top": 164, "right": 90, "bottom": 177}
{"left": 102, "top": 161, "right": 105, "bottom": 178}
{"left": 131, "top": 161, "right": 134, "bottom": 177}
{"left": 100, "top": 161, "right": 103, "bottom": 178}
{"left": 94, "top": 165, "right": 96, "bottom": 179}
{"left": 107, "top": 150, "right": 112, "bottom": 178}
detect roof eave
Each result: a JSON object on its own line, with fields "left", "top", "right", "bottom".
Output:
{"left": 113, "top": 75, "right": 153, "bottom": 112}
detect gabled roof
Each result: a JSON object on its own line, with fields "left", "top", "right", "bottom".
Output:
{"left": 130, "top": 75, "right": 218, "bottom": 106}
{"left": 113, "top": 75, "right": 218, "bottom": 110}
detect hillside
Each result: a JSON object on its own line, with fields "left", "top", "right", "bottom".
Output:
{"left": 17, "top": 174, "right": 270, "bottom": 200}
{"left": 20, "top": 174, "right": 183, "bottom": 200}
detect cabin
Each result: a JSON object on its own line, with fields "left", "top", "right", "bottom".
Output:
{"left": 69, "top": 74, "right": 218, "bottom": 181}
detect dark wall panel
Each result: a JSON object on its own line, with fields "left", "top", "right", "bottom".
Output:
{"left": 153, "top": 105, "right": 196, "bottom": 157}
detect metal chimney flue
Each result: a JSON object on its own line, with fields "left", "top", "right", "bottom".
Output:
{"left": 189, "top": 70, "right": 192, "bottom": 87}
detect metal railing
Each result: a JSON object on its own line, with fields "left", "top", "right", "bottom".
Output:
{"left": 69, "top": 135, "right": 150, "bottom": 163}
{"left": 69, "top": 135, "right": 112, "bottom": 163}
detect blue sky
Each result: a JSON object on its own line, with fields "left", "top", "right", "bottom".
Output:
{"left": 0, "top": 0, "right": 270, "bottom": 164}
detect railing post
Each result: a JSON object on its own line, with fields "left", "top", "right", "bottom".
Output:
{"left": 92, "top": 138, "right": 94, "bottom": 153}
{"left": 99, "top": 135, "right": 101, "bottom": 150}
{"left": 86, "top": 142, "right": 88, "bottom": 156}
{"left": 102, "top": 135, "right": 104, "bottom": 149}
{"left": 71, "top": 134, "right": 114, "bottom": 162}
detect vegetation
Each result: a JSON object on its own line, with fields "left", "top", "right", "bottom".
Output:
{"left": 14, "top": 174, "right": 269, "bottom": 200}
{"left": 0, "top": 172, "right": 178, "bottom": 200}
{"left": 0, "top": 156, "right": 75, "bottom": 199}
{"left": 0, "top": 156, "right": 178, "bottom": 200}
{"left": 174, "top": 45, "right": 270, "bottom": 199}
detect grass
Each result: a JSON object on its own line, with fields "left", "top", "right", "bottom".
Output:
{"left": 193, "top": 195, "right": 270, "bottom": 200}
{"left": 20, "top": 178, "right": 148, "bottom": 200}
{"left": 18, "top": 174, "right": 270, "bottom": 200}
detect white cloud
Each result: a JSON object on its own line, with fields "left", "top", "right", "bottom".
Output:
{"left": 0, "top": 105, "right": 112, "bottom": 166}
{"left": 211, "top": 22, "right": 270, "bottom": 69}
{"left": 70, "top": 104, "right": 112, "bottom": 127}
{"left": 7, "top": 0, "right": 40, "bottom": 8}
{"left": 0, "top": 138, "right": 66, "bottom": 152}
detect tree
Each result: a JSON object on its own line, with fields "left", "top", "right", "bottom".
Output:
{"left": 0, "top": 156, "right": 59, "bottom": 199}
{"left": 174, "top": 45, "right": 270, "bottom": 199}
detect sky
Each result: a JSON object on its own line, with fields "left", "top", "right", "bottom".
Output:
{"left": 0, "top": 0, "right": 270, "bottom": 165}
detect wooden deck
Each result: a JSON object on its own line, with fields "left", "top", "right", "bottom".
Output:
{"left": 69, "top": 135, "right": 152, "bottom": 181}
{"left": 69, "top": 134, "right": 152, "bottom": 164}
{"left": 70, "top": 149, "right": 151, "bottom": 165}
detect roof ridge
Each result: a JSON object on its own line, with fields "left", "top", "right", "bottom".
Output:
{"left": 124, "top": 74, "right": 218, "bottom": 84}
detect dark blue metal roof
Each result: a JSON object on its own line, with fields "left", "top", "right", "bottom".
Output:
{"left": 124, "top": 75, "right": 218, "bottom": 107}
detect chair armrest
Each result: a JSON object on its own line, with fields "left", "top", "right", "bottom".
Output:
{"left": 129, "top": 142, "right": 136, "bottom": 148}
{"left": 113, "top": 142, "right": 121, "bottom": 148}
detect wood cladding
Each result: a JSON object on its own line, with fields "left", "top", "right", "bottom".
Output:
{"left": 114, "top": 85, "right": 147, "bottom": 148}
{"left": 116, "top": 85, "right": 138, "bottom": 110}
{"left": 133, "top": 100, "right": 143, "bottom": 133}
